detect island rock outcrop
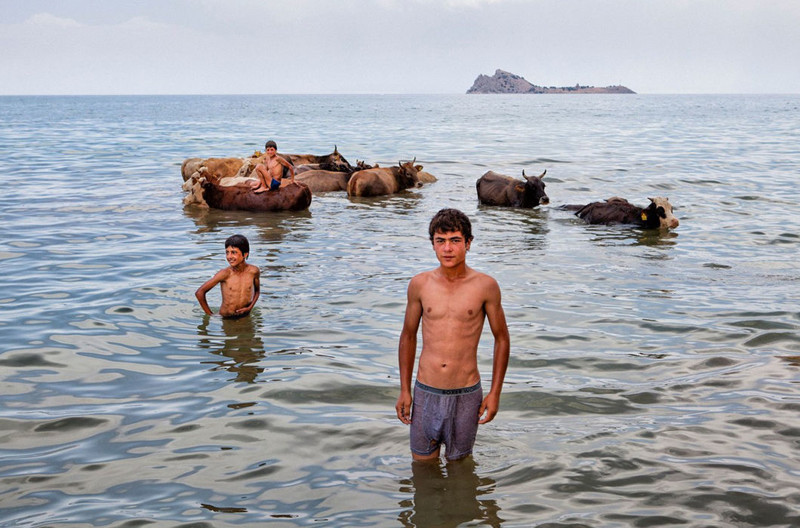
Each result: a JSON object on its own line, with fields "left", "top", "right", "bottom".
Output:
{"left": 467, "top": 69, "right": 635, "bottom": 94}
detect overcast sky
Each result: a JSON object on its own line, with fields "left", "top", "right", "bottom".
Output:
{"left": 2, "top": 0, "right": 799, "bottom": 95}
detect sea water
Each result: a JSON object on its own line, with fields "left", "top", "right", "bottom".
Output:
{"left": 1, "top": 94, "right": 799, "bottom": 527}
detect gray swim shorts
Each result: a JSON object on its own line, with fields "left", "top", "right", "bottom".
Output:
{"left": 410, "top": 380, "right": 482, "bottom": 460}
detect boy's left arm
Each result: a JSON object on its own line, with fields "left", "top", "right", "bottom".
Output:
{"left": 279, "top": 156, "right": 295, "bottom": 182}
{"left": 235, "top": 266, "right": 260, "bottom": 315}
{"left": 479, "top": 280, "right": 510, "bottom": 424}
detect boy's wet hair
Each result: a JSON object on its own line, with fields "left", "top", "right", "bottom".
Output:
{"left": 429, "top": 208, "right": 473, "bottom": 242}
{"left": 225, "top": 234, "right": 250, "bottom": 256}
{"left": 265, "top": 140, "right": 277, "bottom": 150}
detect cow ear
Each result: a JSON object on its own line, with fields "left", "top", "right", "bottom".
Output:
{"left": 515, "top": 184, "right": 525, "bottom": 193}
{"left": 641, "top": 212, "right": 648, "bottom": 222}
{"left": 415, "top": 165, "right": 423, "bottom": 171}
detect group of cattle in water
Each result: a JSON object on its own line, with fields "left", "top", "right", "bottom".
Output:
{"left": 181, "top": 146, "right": 679, "bottom": 230}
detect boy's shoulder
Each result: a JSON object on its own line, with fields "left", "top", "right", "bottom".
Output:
{"left": 214, "top": 266, "right": 234, "bottom": 278}
{"left": 470, "top": 268, "right": 500, "bottom": 290}
{"left": 409, "top": 268, "right": 437, "bottom": 283}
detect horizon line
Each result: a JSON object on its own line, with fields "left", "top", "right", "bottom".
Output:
{"left": 2, "top": 91, "right": 798, "bottom": 97}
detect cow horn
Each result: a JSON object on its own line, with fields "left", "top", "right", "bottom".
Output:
{"left": 647, "top": 196, "right": 655, "bottom": 202}
{"left": 523, "top": 169, "right": 546, "bottom": 182}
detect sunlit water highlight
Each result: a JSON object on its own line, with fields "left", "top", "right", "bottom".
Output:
{"left": 1, "top": 94, "right": 799, "bottom": 527}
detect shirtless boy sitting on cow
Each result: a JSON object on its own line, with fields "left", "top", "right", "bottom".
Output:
{"left": 395, "top": 208, "right": 510, "bottom": 461}
{"left": 251, "top": 140, "right": 296, "bottom": 193}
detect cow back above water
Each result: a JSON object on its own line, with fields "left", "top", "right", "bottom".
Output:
{"left": 347, "top": 160, "right": 423, "bottom": 197}
{"left": 295, "top": 170, "right": 349, "bottom": 194}
{"left": 285, "top": 146, "right": 353, "bottom": 173}
{"left": 566, "top": 196, "right": 679, "bottom": 229}
{"left": 476, "top": 170, "right": 549, "bottom": 208}
{"left": 201, "top": 180, "right": 312, "bottom": 212}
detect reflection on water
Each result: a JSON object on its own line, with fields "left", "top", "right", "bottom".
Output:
{"left": 399, "top": 458, "right": 502, "bottom": 528}
{"left": 197, "top": 314, "right": 265, "bottom": 383}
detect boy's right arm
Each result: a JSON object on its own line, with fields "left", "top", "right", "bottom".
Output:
{"left": 195, "top": 270, "right": 225, "bottom": 316}
{"left": 396, "top": 277, "right": 423, "bottom": 424}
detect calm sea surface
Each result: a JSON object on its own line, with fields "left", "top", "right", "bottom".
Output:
{"left": 1, "top": 94, "right": 799, "bottom": 527}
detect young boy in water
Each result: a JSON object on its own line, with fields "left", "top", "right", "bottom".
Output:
{"left": 251, "top": 140, "right": 295, "bottom": 193}
{"left": 195, "top": 234, "right": 260, "bottom": 318}
{"left": 395, "top": 208, "right": 510, "bottom": 461}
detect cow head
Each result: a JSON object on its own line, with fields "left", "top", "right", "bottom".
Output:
{"left": 328, "top": 145, "right": 354, "bottom": 172}
{"left": 398, "top": 158, "right": 423, "bottom": 189}
{"left": 356, "top": 160, "right": 377, "bottom": 170}
{"left": 518, "top": 169, "right": 549, "bottom": 207}
{"left": 644, "top": 197, "right": 679, "bottom": 229}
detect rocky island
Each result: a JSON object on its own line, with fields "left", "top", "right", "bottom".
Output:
{"left": 467, "top": 69, "right": 635, "bottom": 94}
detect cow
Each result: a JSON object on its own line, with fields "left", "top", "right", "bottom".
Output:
{"left": 199, "top": 180, "right": 312, "bottom": 212}
{"left": 181, "top": 158, "right": 204, "bottom": 181}
{"left": 355, "top": 160, "right": 438, "bottom": 183}
{"left": 417, "top": 170, "right": 438, "bottom": 184}
{"left": 284, "top": 145, "right": 353, "bottom": 173}
{"left": 476, "top": 169, "right": 549, "bottom": 208}
{"left": 563, "top": 196, "right": 679, "bottom": 229}
{"left": 295, "top": 170, "right": 350, "bottom": 193}
{"left": 347, "top": 159, "right": 423, "bottom": 197}
{"left": 182, "top": 157, "right": 245, "bottom": 182}
{"left": 294, "top": 163, "right": 325, "bottom": 175}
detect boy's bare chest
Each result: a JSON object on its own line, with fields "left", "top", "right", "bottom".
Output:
{"left": 421, "top": 283, "right": 484, "bottom": 322}
{"left": 222, "top": 271, "right": 253, "bottom": 292}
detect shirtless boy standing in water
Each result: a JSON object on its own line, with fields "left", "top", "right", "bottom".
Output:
{"left": 396, "top": 208, "right": 510, "bottom": 461}
{"left": 195, "top": 234, "right": 260, "bottom": 318}
{"left": 251, "top": 140, "right": 295, "bottom": 193}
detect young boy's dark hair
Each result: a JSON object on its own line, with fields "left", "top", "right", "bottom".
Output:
{"left": 428, "top": 208, "right": 473, "bottom": 242}
{"left": 265, "top": 140, "right": 278, "bottom": 150}
{"left": 225, "top": 234, "right": 250, "bottom": 256}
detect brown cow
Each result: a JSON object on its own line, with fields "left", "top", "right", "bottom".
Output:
{"left": 563, "top": 196, "right": 679, "bottom": 229}
{"left": 351, "top": 160, "right": 436, "bottom": 183}
{"left": 181, "top": 158, "right": 203, "bottom": 181}
{"left": 200, "top": 180, "right": 312, "bottom": 212}
{"left": 295, "top": 170, "right": 349, "bottom": 193}
{"left": 182, "top": 157, "right": 245, "bottom": 182}
{"left": 347, "top": 160, "right": 423, "bottom": 197}
{"left": 284, "top": 146, "right": 353, "bottom": 173}
{"left": 417, "top": 170, "right": 438, "bottom": 184}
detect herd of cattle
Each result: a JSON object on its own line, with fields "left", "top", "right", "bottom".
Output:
{"left": 181, "top": 146, "right": 679, "bottom": 230}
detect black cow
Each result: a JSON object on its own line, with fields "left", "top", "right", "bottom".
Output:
{"left": 476, "top": 170, "right": 549, "bottom": 208}
{"left": 563, "top": 196, "right": 679, "bottom": 229}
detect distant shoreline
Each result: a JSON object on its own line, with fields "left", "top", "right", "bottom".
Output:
{"left": 467, "top": 69, "right": 636, "bottom": 94}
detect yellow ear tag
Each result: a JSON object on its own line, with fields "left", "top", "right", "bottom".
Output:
{"left": 641, "top": 212, "right": 648, "bottom": 221}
